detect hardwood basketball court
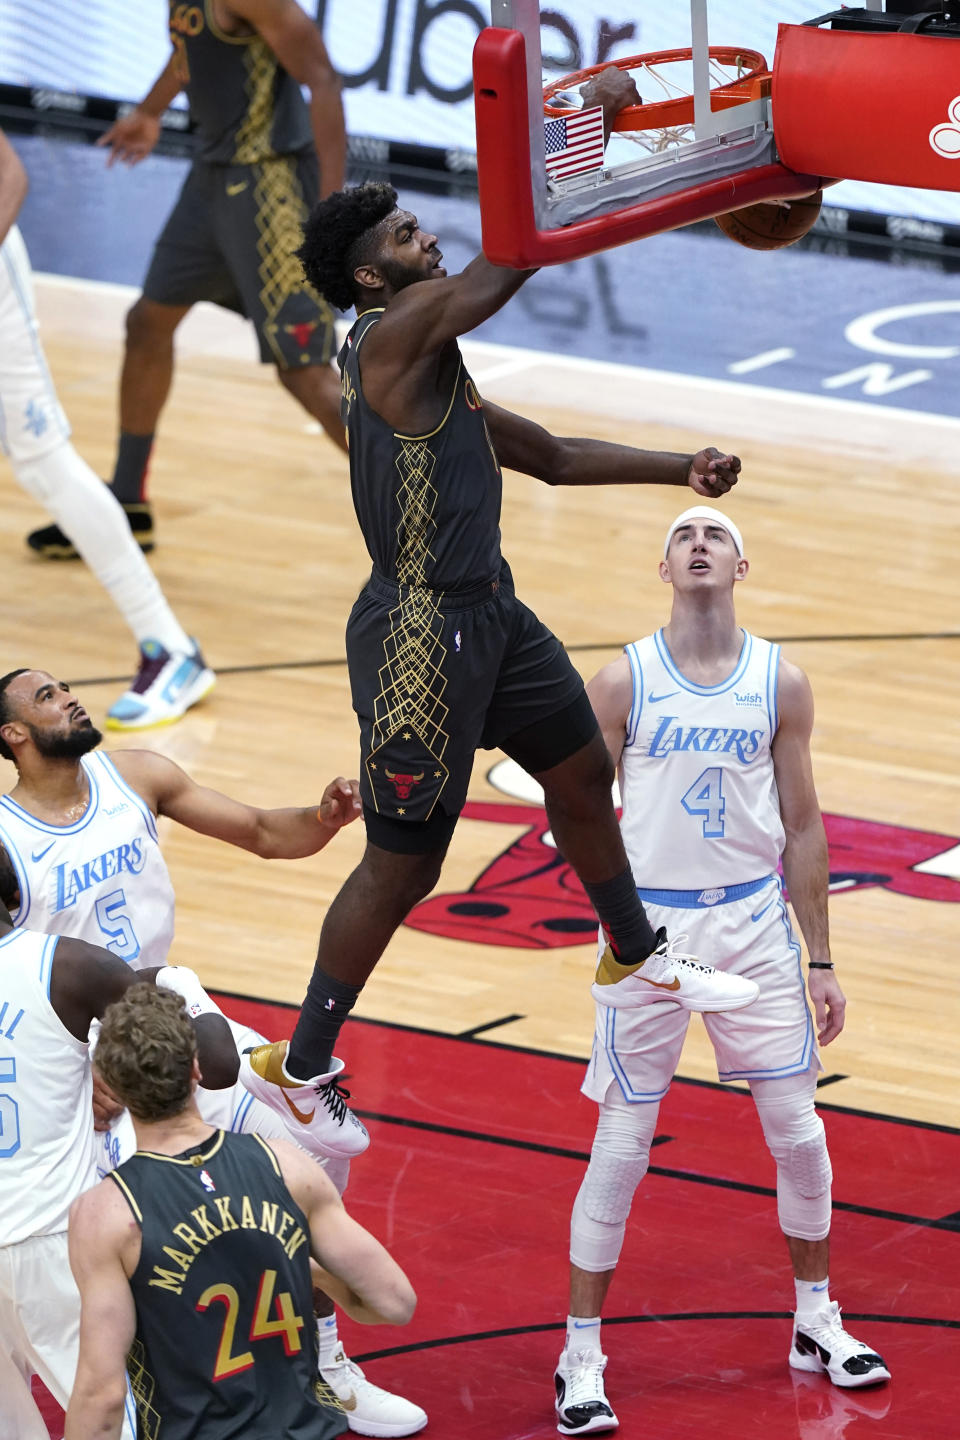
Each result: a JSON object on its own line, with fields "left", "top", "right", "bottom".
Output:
{"left": 11, "top": 273, "right": 960, "bottom": 1439}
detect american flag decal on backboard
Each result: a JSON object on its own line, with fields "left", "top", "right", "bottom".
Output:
{"left": 543, "top": 105, "right": 606, "bottom": 181}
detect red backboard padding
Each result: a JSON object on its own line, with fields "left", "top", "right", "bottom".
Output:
{"left": 773, "top": 23, "right": 960, "bottom": 192}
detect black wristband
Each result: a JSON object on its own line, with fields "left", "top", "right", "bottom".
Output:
{"left": 808, "top": 961, "right": 834, "bottom": 970}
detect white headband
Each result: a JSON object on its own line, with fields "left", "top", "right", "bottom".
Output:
{"left": 663, "top": 505, "right": 744, "bottom": 559}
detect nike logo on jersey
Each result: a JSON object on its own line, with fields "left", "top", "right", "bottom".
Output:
{"left": 31, "top": 842, "right": 55, "bottom": 861}
{"left": 751, "top": 898, "right": 776, "bottom": 923}
{"left": 226, "top": 180, "right": 248, "bottom": 196}
{"left": 648, "top": 690, "right": 680, "bottom": 704}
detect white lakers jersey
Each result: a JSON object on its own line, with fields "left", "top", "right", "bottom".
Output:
{"left": 0, "top": 928, "right": 96, "bottom": 1244}
{"left": 0, "top": 752, "right": 175, "bottom": 970}
{"left": 619, "top": 629, "right": 785, "bottom": 888}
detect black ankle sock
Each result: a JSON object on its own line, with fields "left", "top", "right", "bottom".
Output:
{"left": 110, "top": 431, "right": 154, "bottom": 505}
{"left": 287, "top": 967, "right": 362, "bottom": 1080}
{"left": 581, "top": 867, "right": 657, "bottom": 965}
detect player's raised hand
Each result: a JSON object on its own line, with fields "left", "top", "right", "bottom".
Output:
{"left": 97, "top": 111, "right": 161, "bottom": 167}
{"left": 688, "top": 447, "right": 741, "bottom": 497}
{"left": 317, "top": 777, "right": 362, "bottom": 831}
{"left": 580, "top": 66, "right": 642, "bottom": 115}
{"left": 808, "top": 967, "right": 846, "bottom": 1046}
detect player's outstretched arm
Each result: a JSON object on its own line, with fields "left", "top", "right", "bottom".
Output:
{"left": 370, "top": 249, "right": 537, "bottom": 371}
{"left": 482, "top": 401, "right": 740, "bottom": 496}
{"left": 0, "top": 128, "right": 28, "bottom": 246}
{"left": 586, "top": 656, "right": 633, "bottom": 770}
{"left": 96, "top": 51, "right": 183, "bottom": 166}
{"left": 268, "top": 1139, "right": 416, "bottom": 1326}
{"left": 65, "top": 1184, "right": 138, "bottom": 1440}
{"left": 773, "top": 659, "right": 846, "bottom": 1046}
{"left": 231, "top": 0, "right": 345, "bottom": 196}
{"left": 113, "top": 750, "right": 361, "bottom": 858}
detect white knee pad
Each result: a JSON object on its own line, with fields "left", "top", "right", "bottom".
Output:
{"left": 570, "top": 1094, "right": 658, "bottom": 1272}
{"left": 752, "top": 1071, "right": 832, "bottom": 1241}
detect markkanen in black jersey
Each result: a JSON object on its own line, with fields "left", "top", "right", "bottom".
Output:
{"left": 110, "top": 1129, "right": 346, "bottom": 1440}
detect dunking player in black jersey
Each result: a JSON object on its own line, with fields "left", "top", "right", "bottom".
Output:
{"left": 242, "top": 74, "right": 759, "bottom": 1151}
{"left": 29, "top": 1, "right": 348, "bottom": 610}
{"left": 66, "top": 986, "right": 415, "bottom": 1440}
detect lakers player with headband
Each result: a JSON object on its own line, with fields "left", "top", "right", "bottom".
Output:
{"left": 553, "top": 506, "right": 889, "bottom": 1436}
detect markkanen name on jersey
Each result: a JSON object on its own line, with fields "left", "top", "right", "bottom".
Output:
{"left": 150, "top": 1195, "right": 308, "bottom": 1295}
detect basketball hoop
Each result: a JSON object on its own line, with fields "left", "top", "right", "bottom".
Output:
{"left": 543, "top": 47, "right": 771, "bottom": 144}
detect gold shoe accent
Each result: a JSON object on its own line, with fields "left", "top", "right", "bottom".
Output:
{"left": 593, "top": 943, "right": 681, "bottom": 992}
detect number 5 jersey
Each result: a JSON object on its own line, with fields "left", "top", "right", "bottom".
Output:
{"left": 0, "top": 751, "right": 175, "bottom": 969}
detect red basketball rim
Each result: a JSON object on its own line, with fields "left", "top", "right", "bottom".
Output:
{"left": 543, "top": 47, "right": 771, "bottom": 133}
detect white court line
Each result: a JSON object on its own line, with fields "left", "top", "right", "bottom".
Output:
{"left": 35, "top": 270, "right": 960, "bottom": 439}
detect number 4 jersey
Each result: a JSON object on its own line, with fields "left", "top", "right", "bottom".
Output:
{"left": 0, "top": 751, "right": 174, "bottom": 969}
{"left": 110, "top": 1129, "right": 346, "bottom": 1440}
{"left": 619, "top": 629, "right": 785, "bottom": 889}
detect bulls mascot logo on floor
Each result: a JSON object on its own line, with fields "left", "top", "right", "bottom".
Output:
{"left": 405, "top": 760, "right": 960, "bottom": 949}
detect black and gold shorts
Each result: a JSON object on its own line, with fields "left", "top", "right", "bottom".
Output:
{"left": 143, "top": 154, "right": 336, "bottom": 369}
{"left": 345, "top": 564, "right": 592, "bottom": 837}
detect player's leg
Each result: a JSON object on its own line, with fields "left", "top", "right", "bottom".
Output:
{"left": 219, "top": 155, "right": 347, "bottom": 453}
{"left": 489, "top": 602, "right": 757, "bottom": 1013}
{"left": 0, "top": 226, "right": 212, "bottom": 728}
{"left": 241, "top": 822, "right": 455, "bottom": 1153}
{"left": 557, "top": 990, "right": 686, "bottom": 1435}
{"left": 751, "top": 1062, "right": 890, "bottom": 1389}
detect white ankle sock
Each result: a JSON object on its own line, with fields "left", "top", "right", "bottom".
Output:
{"left": 316, "top": 1312, "right": 340, "bottom": 1368}
{"left": 565, "top": 1314, "right": 602, "bottom": 1354}
{"left": 795, "top": 1276, "right": 831, "bottom": 1320}
{"left": 16, "top": 443, "right": 192, "bottom": 654}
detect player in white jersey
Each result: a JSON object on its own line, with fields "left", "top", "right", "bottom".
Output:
{"left": 0, "top": 667, "right": 429, "bottom": 1436}
{"left": 553, "top": 507, "right": 889, "bottom": 1436}
{"left": 0, "top": 902, "right": 236, "bottom": 1440}
{"left": 0, "top": 127, "right": 214, "bottom": 729}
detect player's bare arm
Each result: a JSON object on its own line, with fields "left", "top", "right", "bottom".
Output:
{"left": 482, "top": 400, "right": 741, "bottom": 496}
{"left": 585, "top": 656, "right": 633, "bottom": 770}
{"left": 0, "top": 127, "right": 28, "bottom": 244}
{"left": 97, "top": 52, "right": 183, "bottom": 166}
{"left": 266, "top": 1137, "right": 417, "bottom": 1325}
{"left": 772, "top": 658, "right": 846, "bottom": 1045}
{"left": 227, "top": 0, "right": 346, "bottom": 195}
{"left": 112, "top": 750, "right": 361, "bottom": 858}
{"left": 47, "top": 941, "right": 239, "bottom": 1086}
{"left": 65, "top": 1182, "right": 141, "bottom": 1440}
{"left": 360, "top": 244, "right": 536, "bottom": 432}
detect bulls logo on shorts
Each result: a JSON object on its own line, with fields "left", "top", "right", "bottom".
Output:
{"left": 365, "top": 731, "right": 449, "bottom": 822}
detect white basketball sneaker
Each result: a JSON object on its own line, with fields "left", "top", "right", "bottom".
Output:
{"left": 239, "top": 1040, "right": 369, "bottom": 1159}
{"left": 592, "top": 929, "right": 759, "bottom": 1013}
{"left": 789, "top": 1303, "right": 891, "bottom": 1388}
{"left": 319, "top": 1344, "right": 427, "bottom": 1437}
{"left": 554, "top": 1346, "right": 619, "bottom": 1435}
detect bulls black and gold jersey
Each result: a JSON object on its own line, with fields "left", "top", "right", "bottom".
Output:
{"left": 169, "top": 1, "right": 313, "bottom": 164}
{"left": 110, "top": 1129, "right": 346, "bottom": 1440}
{"left": 338, "top": 312, "right": 504, "bottom": 590}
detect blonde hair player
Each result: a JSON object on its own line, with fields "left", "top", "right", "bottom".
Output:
{"left": 553, "top": 506, "right": 890, "bottom": 1435}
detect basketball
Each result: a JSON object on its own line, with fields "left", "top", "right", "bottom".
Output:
{"left": 713, "top": 189, "right": 823, "bottom": 251}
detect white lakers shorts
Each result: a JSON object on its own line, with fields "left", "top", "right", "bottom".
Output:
{"left": 583, "top": 875, "right": 818, "bottom": 1104}
{"left": 0, "top": 226, "right": 70, "bottom": 464}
